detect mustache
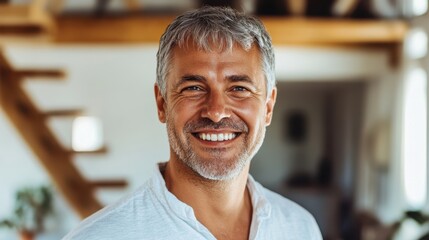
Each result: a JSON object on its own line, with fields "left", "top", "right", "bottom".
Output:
{"left": 184, "top": 118, "right": 248, "bottom": 132}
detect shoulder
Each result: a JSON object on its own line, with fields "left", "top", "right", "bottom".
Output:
{"left": 251, "top": 180, "right": 313, "bottom": 219}
{"left": 255, "top": 182, "right": 322, "bottom": 239}
{"left": 263, "top": 186, "right": 313, "bottom": 219}
{"left": 62, "top": 183, "right": 154, "bottom": 240}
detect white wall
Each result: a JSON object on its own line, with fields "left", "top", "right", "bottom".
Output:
{"left": 250, "top": 82, "right": 327, "bottom": 187}
{"left": 0, "top": 44, "right": 389, "bottom": 239}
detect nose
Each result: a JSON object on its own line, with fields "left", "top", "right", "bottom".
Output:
{"left": 201, "top": 91, "right": 231, "bottom": 122}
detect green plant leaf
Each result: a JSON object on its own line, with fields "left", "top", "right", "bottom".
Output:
{"left": 0, "top": 219, "right": 16, "bottom": 229}
{"left": 2, "top": 185, "right": 54, "bottom": 233}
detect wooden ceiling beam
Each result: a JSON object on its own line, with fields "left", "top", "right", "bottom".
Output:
{"left": 264, "top": 17, "right": 408, "bottom": 45}
{"left": 53, "top": 15, "right": 408, "bottom": 45}
{"left": 54, "top": 15, "right": 175, "bottom": 43}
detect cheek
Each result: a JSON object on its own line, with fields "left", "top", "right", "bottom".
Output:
{"left": 233, "top": 101, "right": 267, "bottom": 130}
{"left": 168, "top": 99, "right": 202, "bottom": 124}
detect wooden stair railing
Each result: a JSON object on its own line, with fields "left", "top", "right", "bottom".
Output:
{"left": 0, "top": 50, "right": 127, "bottom": 218}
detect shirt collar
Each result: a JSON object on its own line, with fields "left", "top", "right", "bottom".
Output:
{"left": 149, "top": 163, "right": 198, "bottom": 225}
{"left": 247, "top": 174, "right": 272, "bottom": 219}
{"left": 149, "top": 162, "right": 271, "bottom": 221}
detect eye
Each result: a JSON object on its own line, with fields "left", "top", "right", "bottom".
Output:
{"left": 232, "top": 86, "right": 248, "bottom": 92}
{"left": 179, "top": 85, "right": 206, "bottom": 97}
{"left": 230, "top": 85, "right": 252, "bottom": 98}
{"left": 181, "top": 86, "right": 203, "bottom": 92}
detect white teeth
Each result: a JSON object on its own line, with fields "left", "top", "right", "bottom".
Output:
{"left": 218, "top": 134, "right": 224, "bottom": 141}
{"left": 198, "top": 133, "right": 237, "bottom": 142}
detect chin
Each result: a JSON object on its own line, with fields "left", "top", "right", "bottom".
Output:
{"left": 186, "top": 154, "right": 249, "bottom": 181}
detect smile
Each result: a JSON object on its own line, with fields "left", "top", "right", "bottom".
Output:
{"left": 197, "top": 132, "right": 238, "bottom": 142}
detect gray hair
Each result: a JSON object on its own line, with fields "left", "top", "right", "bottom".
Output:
{"left": 156, "top": 6, "right": 275, "bottom": 98}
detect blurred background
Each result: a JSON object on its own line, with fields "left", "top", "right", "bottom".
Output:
{"left": 0, "top": 0, "right": 428, "bottom": 239}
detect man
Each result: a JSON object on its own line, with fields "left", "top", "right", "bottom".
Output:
{"left": 64, "top": 6, "right": 322, "bottom": 240}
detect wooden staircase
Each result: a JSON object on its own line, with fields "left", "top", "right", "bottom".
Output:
{"left": 0, "top": 0, "right": 55, "bottom": 44}
{"left": 0, "top": 50, "right": 127, "bottom": 218}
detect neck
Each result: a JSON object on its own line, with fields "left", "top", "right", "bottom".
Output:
{"left": 163, "top": 156, "right": 253, "bottom": 239}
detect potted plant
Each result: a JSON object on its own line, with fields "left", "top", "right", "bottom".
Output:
{"left": 0, "top": 185, "right": 54, "bottom": 240}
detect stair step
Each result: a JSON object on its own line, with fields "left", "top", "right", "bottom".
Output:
{"left": 69, "top": 146, "right": 108, "bottom": 155}
{"left": 0, "top": 5, "right": 34, "bottom": 27}
{"left": 43, "top": 109, "right": 83, "bottom": 118}
{"left": 16, "top": 69, "right": 65, "bottom": 80}
{"left": 0, "top": 24, "right": 43, "bottom": 35}
{"left": 91, "top": 180, "right": 127, "bottom": 188}
{"left": 0, "top": 2, "right": 53, "bottom": 35}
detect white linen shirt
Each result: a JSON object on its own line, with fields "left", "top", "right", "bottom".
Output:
{"left": 63, "top": 163, "right": 322, "bottom": 240}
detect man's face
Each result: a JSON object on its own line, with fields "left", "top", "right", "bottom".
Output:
{"left": 155, "top": 42, "right": 276, "bottom": 181}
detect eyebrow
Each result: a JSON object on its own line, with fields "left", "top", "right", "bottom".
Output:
{"left": 182, "top": 74, "right": 206, "bottom": 82}
{"left": 174, "top": 74, "right": 254, "bottom": 89}
{"left": 227, "top": 75, "right": 254, "bottom": 84}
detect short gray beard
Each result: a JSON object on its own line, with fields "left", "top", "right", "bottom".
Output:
{"left": 166, "top": 115, "right": 266, "bottom": 181}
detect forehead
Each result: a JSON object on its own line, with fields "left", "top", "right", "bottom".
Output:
{"left": 168, "top": 40, "right": 262, "bottom": 72}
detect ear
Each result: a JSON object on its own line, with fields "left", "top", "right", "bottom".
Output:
{"left": 265, "top": 87, "right": 277, "bottom": 126}
{"left": 154, "top": 84, "right": 166, "bottom": 123}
